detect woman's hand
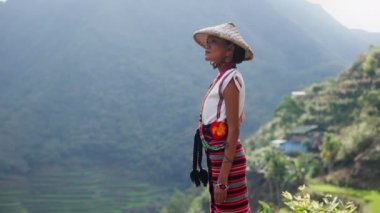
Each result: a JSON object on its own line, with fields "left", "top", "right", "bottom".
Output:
{"left": 214, "top": 184, "right": 228, "bottom": 203}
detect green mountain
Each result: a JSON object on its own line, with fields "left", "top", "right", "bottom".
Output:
{"left": 0, "top": 0, "right": 379, "bottom": 212}
{"left": 0, "top": 0, "right": 378, "bottom": 181}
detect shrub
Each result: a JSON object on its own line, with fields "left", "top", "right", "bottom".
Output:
{"left": 282, "top": 185, "right": 357, "bottom": 213}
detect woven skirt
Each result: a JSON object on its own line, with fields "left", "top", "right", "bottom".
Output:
{"left": 205, "top": 138, "right": 251, "bottom": 213}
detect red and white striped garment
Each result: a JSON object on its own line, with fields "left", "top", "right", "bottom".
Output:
{"left": 204, "top": 134, "right": 251, "bottom": 213}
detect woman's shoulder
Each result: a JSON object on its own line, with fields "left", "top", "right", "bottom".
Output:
{"left": 230, "top": 68, "right": 244, "bottom": 83}
{"left": 228, "top": 67, "right": 244, "bottom": 79}
{"left": 222, "top": 67, "right": 241, "bottom": 81}
{"left": 220, "top": 68, "right": 245, "bottom": 93}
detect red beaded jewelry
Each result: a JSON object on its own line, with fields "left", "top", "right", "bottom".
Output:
{"left": 215, "top": 183, "right": 229, "bottom": 190}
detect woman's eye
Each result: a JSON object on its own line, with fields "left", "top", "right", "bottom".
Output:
{"left": 207, "top": 38, "right": 216, "bottom": 44}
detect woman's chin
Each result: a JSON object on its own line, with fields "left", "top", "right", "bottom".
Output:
{"left": 204, "top": 56, "right": 213, "bottom": 61}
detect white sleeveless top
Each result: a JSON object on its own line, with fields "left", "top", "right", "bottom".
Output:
{"left": 201, "top": 68, "right": 245, "bottom": 125}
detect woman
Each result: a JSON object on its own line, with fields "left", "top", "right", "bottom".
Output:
{"left": 190, "top": 22, "right": 254, "bottom": 213}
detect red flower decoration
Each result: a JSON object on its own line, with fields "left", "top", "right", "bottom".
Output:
{"left": 210, "top": 121, "right": 228, "bottom": 140}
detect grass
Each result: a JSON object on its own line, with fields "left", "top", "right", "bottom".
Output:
{"left": 308, "top": 182, "right": 380, "bottom": 213}
{"left": 0, "top": 169, "right": 173, "bottom": 213}
{"left": 279, "top": 209, "right": 291, "bottom": 213}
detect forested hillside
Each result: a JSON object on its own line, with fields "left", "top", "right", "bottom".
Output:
{"left": 246, "top": 45, "right": 380, "bottom": 184}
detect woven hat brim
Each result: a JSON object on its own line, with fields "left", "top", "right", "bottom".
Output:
{"left": 193, "top": 26, "right": 254, "bottom": 61}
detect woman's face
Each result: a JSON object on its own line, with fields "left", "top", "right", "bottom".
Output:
{"left": 204, "top": 35, "right": 233, "bottom": 64}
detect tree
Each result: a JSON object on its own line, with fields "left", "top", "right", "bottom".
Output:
{"left": 320, "top": 132, "right": 342, "bottom": 173}
{"left": 275, "top": 96, "right": 304, "bottom": 125}
{"left": 261, "top": 150, "right": 304, "bottom": 204}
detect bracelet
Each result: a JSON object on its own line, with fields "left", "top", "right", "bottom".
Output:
{"left": 215, "top": 183, "right": 229, "bottom": 190}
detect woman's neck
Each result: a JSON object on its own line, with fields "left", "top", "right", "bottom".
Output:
{"left": 217, "top": 61, "right": 236, "bottom": 73}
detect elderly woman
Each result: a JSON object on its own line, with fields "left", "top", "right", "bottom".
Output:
{"left": 190, "top": 22, "right": 254, "bottom": 213}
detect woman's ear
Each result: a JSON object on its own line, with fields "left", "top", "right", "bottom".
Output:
{"left": 226, "top": 44, "right": 235, "bottom": 60}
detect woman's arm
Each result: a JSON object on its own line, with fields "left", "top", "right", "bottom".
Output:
{"left": 214, "top": 79, "right": 240, "bottom": 203}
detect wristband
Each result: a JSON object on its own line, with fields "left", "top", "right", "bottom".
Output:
{"left": 215, "top": 183, "right": 229, "bottom": 190}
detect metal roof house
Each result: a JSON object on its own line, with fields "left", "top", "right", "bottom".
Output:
{"left": 272, "top": 125, "right": 324, "bottom": 154}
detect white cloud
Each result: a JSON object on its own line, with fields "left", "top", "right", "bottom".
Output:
{"left": 307, "top": 0, "right": 380, "bottom": 32}
{"left": 0, "top": 0, "right": 8, "bottom": 3}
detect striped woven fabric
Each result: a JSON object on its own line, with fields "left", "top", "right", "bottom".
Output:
{"left": 203, "top": 130, "right": 251, "bottom": 213}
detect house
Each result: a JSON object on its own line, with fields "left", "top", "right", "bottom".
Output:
{"left": 288, "top": 125, "right": 324, "bottom": 151}
{"left": 271, "top": 124, "right": 324, "bottom": 154}
{"left": 291, "top": 91, "right": 306, "bottom": 97}
{"left": 278, "top": 140, "right": 308, "bottom": 154}
{"left": 271, "top": 139, "right": 287, "bottom": 149}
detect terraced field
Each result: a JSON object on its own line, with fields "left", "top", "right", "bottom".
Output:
{"left": 0, "top": 169, "right": 173, "bottom": 213}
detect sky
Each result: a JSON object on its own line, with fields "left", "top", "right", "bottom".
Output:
{"left": 0, "top": 0, "right": 379, "bottom": 32}
{"left": 307, "top": 0, "right": 380, "bottom": 33}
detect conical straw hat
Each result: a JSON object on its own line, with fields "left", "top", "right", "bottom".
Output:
{"left": 193, "top": 22, "right": 254, "bottom": 61}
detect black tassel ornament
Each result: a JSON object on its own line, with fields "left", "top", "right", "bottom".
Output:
{"left": 190, "top": 129, "right": 208, "bottom": 187}
{"left": 197, "top": 131, "right": 208, "bottom": 187}
{"left": 190, "top": 169, "right": 200, "bottom": 186}
{"left": 199, "top": 169, "right": 208, "bottom": 186}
